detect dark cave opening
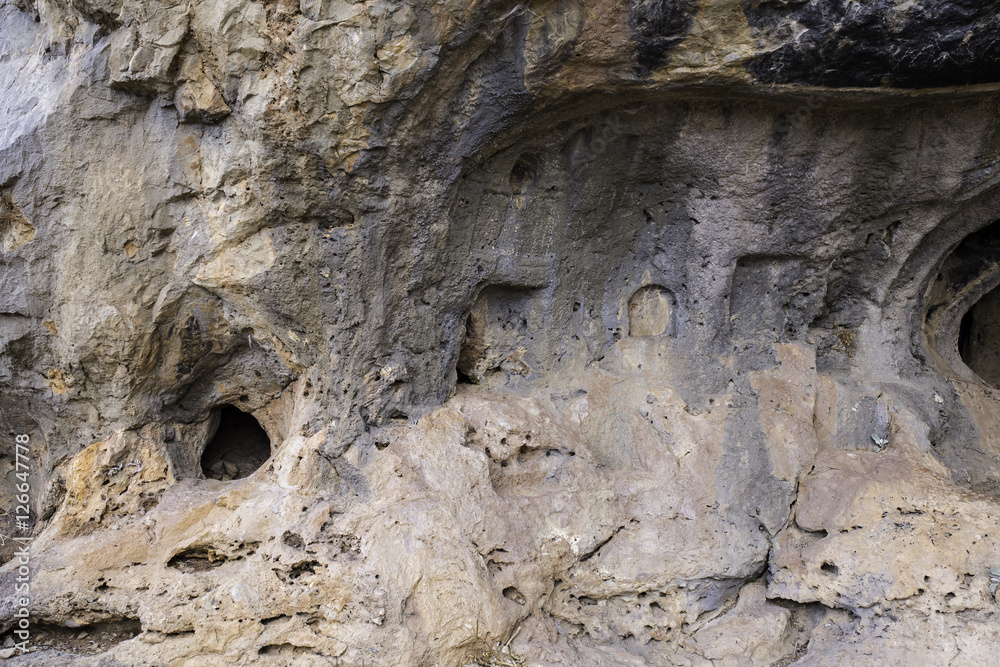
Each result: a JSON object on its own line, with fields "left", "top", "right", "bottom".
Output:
{"left": 200, "top": 405, "right": 271, "bottom": 481}
{"left": 927, "top": 218, "right": 1000, "bottom": 389}
{"left": 958, "top": 284, "right": 1000, "bottom": 388}
{"left": 959, "top": 307, "right": 974, "bottom": 366}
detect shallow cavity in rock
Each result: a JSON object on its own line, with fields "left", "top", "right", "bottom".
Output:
{"left": 200, "top": 405, "right": 270, "bottom": 481}
{"left": 959, "top": 284, "right": 1000, "bottom": 388}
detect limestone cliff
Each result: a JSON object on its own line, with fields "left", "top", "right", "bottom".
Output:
{"left": 1, "top": 0, "right": 1000, "bottom": 664}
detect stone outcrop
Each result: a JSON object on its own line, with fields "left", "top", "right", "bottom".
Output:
{"left": 2, "top": 0, "right": 1000, "bottom": 664}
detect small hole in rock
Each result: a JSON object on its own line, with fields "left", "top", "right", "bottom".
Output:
{"left": 201, "top": 405, "right": 271, "bottom": 481}
{"left": 282, "top": 531, "right": 305, "bottom": 550}
{"left": 503, "top": 586, "right": 526, "bottom": 605}
{"left": 820, "top": 561, "right": 839, "bottom": 576}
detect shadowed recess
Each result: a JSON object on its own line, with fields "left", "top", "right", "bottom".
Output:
{"left": 200, "top": 405, "right": 271, "bottom": 481}
{"left": 959, "top": 284, "right": 1000, "bottom": 388}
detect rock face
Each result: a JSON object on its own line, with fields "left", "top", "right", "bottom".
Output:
{"left": 2, "top": 0, "right": 1000, "bottom": 664}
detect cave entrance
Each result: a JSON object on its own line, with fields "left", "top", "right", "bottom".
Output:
{"left": 923, "top": 218, "right": 1000, "bottom": 387}
{"left": 201, "top": 405, "right": 271, "bottom": 481}
{"left": 958, "top": 284, "right": 1000, "bottom": 387}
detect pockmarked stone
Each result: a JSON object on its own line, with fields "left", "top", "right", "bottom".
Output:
{"left": 1, "top": 0, "right": 1000, "bottom": 665}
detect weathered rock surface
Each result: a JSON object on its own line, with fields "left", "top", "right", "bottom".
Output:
{"left": 2, "top": 0, "right": 1000, "bottom": 664}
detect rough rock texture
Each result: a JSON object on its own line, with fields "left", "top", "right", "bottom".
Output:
{"left": 2, "top": 0, "right": 1000, "bottom": 664}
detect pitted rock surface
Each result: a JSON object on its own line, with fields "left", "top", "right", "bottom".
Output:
{"left": 2, "top": 0, "right": 1000, "bottom": 664}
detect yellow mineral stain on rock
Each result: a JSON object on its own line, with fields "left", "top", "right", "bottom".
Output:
{"left": 46, "top": 368, "right": 71, "bottom": 395}
{"left": 655, "top": 0, "right": 760, "bottom": 83}
{"left": 0, "top": 192, "right": 35, "bottom": 253}
{"left": 525, "top": 0, "right": 634, "bottom": 93}
{"left": 53, "top": 431, "right": 175, "bottom": 538}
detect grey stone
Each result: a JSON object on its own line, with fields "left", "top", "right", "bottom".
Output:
{"left": 1, "top": 1, "right": 1000, "bottom": 665}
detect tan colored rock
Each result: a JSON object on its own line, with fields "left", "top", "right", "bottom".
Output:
{"left": 107, "top": 5, "right": 189, "bottom": 95}
{"left": 174, "top": 79, "right": 230, "bottom": 124}
{"left": 689, "top": 582, "right": 794, "bottom": 666}
{"left": 750, "top": 343, "right": 819, "bottom": 481}
{"left": 4, "top": 0, "right": 1000, "bottom": 665}
{"left": 193, "top": 231, "right": 276, "bottom": 289}
{"left": 628, "top": 285, "right": 672, "bottom": 337}
{"left": 0, "top": 192, "right": 34, "bottom": 253}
